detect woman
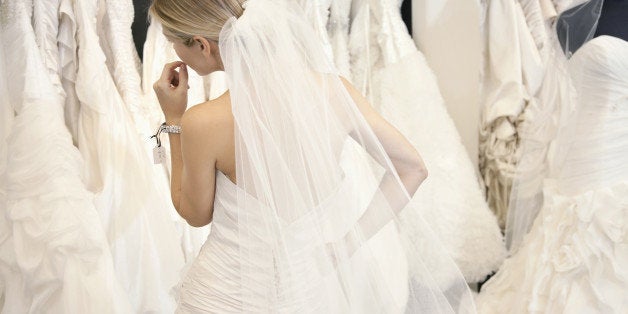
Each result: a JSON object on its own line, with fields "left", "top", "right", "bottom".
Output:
{"left": 150, "top": 0, "right": 475, "bottom": 312}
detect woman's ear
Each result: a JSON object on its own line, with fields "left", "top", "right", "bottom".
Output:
{"left": 193, "top": 35, "right": 212, "bottom": 59}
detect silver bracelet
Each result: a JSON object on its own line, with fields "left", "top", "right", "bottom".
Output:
{"left": 150, "top": 122, "right": 180, "bottom": 164}
{"left": 149, "top": 122, "right": 181, "bottom": 149}
{"left": 162, "top": 123, "right": 181, "bottom": 134}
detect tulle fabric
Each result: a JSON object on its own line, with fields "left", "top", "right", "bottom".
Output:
{"left": 348, "top": 0, "right": 505, "bottom": 283}
{"left": 555, "top": 0, "right": 604, "bottom": 58}
{"left": 177, "top": 1, "right": 475, "bottom": 312}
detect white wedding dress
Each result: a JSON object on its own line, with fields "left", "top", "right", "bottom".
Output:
{"left": 347, "top": 0, "right": 506, "bottom": 282}
{"left": 174, "top": 1, "right": 476, "bottom": 312}
{"left": 0, "top": 0, "right": 132, "bottom": 312}
{"left": 177, "top": 165, "right": 409, "bottom": 313}
{"left": 477, "top": 35, "right": 628, "bottom": 313}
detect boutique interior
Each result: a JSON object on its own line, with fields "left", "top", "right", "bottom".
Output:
{"left": 1, "top": 0, "right": 626, "bottom": 312}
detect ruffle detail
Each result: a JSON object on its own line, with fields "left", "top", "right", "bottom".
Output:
{"left": 477, "top": 180, "right": 628, "bottom": 313}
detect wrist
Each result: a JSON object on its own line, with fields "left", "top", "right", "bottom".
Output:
{"left": 164, "top": 116, "right": 182, "bottom": 125}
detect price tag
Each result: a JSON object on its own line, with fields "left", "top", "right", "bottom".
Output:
{"left": 153, "top": 146, "right": 166, "bottom": 164}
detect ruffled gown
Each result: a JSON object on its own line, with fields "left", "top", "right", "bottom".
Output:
{"left": 477, "top": 35, "right": 628, "bottom": 313}
{"left": 0, "top": 0, "right": 132, "bottom": 312}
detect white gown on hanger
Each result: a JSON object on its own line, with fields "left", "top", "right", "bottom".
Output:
{"left": 477, "top": 35, "right": 628, "bottom": 313}
{"left": 98, "top": 0, "right": 210, "bottom": 267}
{"left": 97, "top": 0, "right": 144, "bottom": 133}
{"left": 348, "top": 0, "right": 506, "bottom": 282}
{"left": 0, "top": 0, "right": 132, "bottom": 312}
{"left": 73, "top": 0, "right": 187, "bottom": 311}
{"left": 479, "top": 0, "right": 546, "bottom": 228}
{"left": 57, "top": 0, "right": 82, "bottom": 147}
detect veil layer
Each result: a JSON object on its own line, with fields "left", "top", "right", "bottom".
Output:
{"left": 218, "top": 0, "right": 475, "bottom": 312}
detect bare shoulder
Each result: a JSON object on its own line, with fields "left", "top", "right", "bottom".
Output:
{"left": 181, "top": 92, "right": 233, "bottom": 141}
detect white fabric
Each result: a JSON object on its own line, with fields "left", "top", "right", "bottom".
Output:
{"left": 299, "top": 0, "right": 334, "bottom": 62}
{"left": 327, "top": 0, "right": 352, "bottom": 79}
{"left": 504, "top": 0, "right": 604, "bottom": 250}
{"left": 98, "top": 0, "right": 210, "bottom": 268}
{"left": 477, "top": 35, "right": 628, "bottom": 313}
{"left": 348, "top": 0, "right": 506, "bottom": 283}
{"left": 97, "top": 0, "right": 143, "bottom": 130}
{"left": 73, "top": 0, "right": 187, "bottom": 311}
{"left": 479, "top": 0, "right": 546, "bottom": 228}
{"left": 176, "top": 1, "right": 475, "bottom": 312}
{"left": 0, "top": 0, "right": 132, "bottom": 312}
{"left": 58, "top": 0, "right": 82, "bottom": 146}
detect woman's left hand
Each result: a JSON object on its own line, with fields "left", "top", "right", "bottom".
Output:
{"left": 154, "top": 61, "right": 189, "bottom": 121}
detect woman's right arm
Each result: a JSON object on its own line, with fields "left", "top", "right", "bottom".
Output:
{"left": 340, "top": 77, "right": 428, "bottom": 196}
{"left": 334, "top": 77, "right": 428, "bottom": 256}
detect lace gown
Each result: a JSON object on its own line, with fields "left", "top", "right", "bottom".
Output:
{"left": 347, "top": 0, "right": 506, "bottom": 282}
{"left": 0, "top": 0, "right": 132, "bottom": 312}
{"left": 477, "top": 35, "right": 628, "bottom": 313}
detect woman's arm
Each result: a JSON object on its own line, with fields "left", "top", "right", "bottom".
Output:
{"left": 337, "top": 77, "right": 428, "bottom": 255}
{"left": 154, "top": 61, "right": 217, "bottom": 227}
{"left": 340, "top": 77, "right": 428, "bottom": 196}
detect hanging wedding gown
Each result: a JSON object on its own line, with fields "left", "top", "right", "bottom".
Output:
{"left": 97, "top": 0, "right": 210, "bottom": 267}
{"left": 477, "top": 35, "right": 628, "bottom": 313}
{"left": 0, "top": 0, "right": 132, "bottom": 312}
{"left": 479, "top": 0, "right": 547, "bottom": 228}
{"left": 57, "top": 0, "right": 82, "bottom": 147}
{"left": 97, "top": 0, "right": 143, "bottom": 133}
{"left": 347, "top": 0, "right": 506, "bottom": 282}
{"left": 0, "top": 2, "right": 17, "bottom": 309}
{"left": 73, "top": 0, "right": 187, "bottom": 311}
{"left": 327, "top": 0, "right": 352, "bottom": 78}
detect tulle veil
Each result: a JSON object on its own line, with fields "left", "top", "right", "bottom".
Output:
{"left": 217, "top": 0, "right": 475, "bottom": 312}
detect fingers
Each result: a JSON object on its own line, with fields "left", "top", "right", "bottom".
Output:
{"left": 178, "top": 63, "right": 188, "bottom": 88}
{"left": 160, "top": 61, "right": 184, "bottom": 81}
{"left": 155, "top": 61, "right": 186, "bottom": 90}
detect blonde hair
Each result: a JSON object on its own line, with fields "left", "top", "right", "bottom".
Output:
{"left": 149, "top": 0, "right": 245, "bottom": 46}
